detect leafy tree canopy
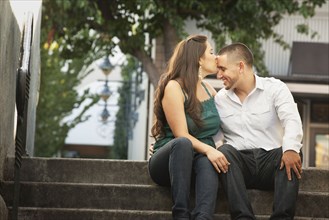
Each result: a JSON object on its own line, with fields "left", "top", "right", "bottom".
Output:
{"left": 42, "top": 0, "right": 325, "bottom": 85}
{"left": 35, "top": 46, "right": 98, "bottom": 156}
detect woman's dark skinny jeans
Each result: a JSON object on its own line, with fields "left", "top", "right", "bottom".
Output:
{"left": 148, "top": 137, "right": 219, "bottom": 220}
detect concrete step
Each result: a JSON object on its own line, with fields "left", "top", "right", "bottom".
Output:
{"left": 8, "top": 208, "right": 328, "bottom": 220}
{"left": 2, "top": 181, "right": 329, "bottom": 218}
{"left": 4, "top": 157, "right": 329, "bottom": 192}
{"left": 4, "top": 157, "right": 153, "bottom": 185}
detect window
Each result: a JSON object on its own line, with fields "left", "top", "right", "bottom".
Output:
{"left": 309, "top": 128, "right": 329, "bottom": 168}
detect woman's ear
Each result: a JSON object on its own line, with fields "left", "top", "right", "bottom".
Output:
{"left": 199, "top": 58, "right": 203, "bottom": 67}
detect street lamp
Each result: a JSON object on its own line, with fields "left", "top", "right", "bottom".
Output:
{"left": 100, "top": 106, "right": 110, "bottom": 124}
{"left": 97, "top": 56, "right": 114, "bottom": 123}
{"left": 99, "top": 81, "right": 112, "bottom": 102}
{"left": 98, "top": 56, "right": 114, "bottom": 76}
{"left": 96, "top": 55, "right": 146, "bottom": 142}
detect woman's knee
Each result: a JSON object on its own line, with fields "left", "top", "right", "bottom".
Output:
{"left": 171, "top": 137, "right": 193, "bottom": 153}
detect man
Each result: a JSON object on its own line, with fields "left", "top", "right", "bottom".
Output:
{"left": 215, "top": 42, "right": 303, "bottom": 220}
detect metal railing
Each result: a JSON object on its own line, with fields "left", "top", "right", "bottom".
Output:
{"left": 12, "top": 12, "right": 33, "bottom": 220}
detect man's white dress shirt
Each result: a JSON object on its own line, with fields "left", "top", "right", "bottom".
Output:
{"left": 214, "top": 75, "right": 303, "bottom": 153}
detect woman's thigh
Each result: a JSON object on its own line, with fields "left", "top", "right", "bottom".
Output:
{"left": 148, "top": 137, "right": 194, "bottom": 186}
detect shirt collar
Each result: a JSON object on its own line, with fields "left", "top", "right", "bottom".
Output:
{"left": 224, "top": 74, "right": 264, "bottom": 101}
{"left": 254, "top": 74, "right": 264, "bottom": 90}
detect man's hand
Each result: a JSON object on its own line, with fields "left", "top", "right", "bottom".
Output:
{"left": 280, "top": 150, "right": 302, "bottom": 181}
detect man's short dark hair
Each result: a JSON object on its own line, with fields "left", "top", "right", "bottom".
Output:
{"left": 218, "top": 42, "right": 254, "bottom": 67}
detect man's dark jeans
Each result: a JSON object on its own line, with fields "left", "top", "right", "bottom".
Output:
{"left": 218, "top": 144, "right": 301, "bottom": 220}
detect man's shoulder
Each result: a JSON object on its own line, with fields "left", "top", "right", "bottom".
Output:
{"left": 258, "top": 76, "right": 285, "bottom": 88}
{"left": 259, "top": 76, "right": 283, "bottom": 84}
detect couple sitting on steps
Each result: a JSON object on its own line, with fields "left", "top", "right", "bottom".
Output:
{"left": 148, "top": 34, "right": 303, "bottom": 220}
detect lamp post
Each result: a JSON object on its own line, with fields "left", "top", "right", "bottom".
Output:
{"left": 97, "top": 56, "right": 114, "bottom": 124}
{"left": 95, "top": 55, "right": 146, "bottom": 159}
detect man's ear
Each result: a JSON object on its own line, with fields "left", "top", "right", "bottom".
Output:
{"left": 239, "top": 61, "right": 245, "bottom": 73}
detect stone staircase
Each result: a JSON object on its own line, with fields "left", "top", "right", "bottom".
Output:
{"left": 0, "top": 157, "right": 328, "bottom": 220}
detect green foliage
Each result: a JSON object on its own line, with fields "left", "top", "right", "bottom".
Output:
{"left": 35, "top": 47, "right": 98, "bottom": 156}
{"left": 41, "top": 0, "right": 325, "bottom": 80}
{"left": 35, "top": 2, "right": 100, "bottom": 156}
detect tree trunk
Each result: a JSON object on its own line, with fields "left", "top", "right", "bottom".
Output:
{"left": 137, "top": 20, "right": 178, "bottom": 87}
{"left": 133, "top": 49, "right": 161, "bottom": 87}
{"left": 163, "top": 20, "right": 179, "bottom": 62}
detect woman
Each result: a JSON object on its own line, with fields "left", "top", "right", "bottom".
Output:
{"left": 148, "top": 34, "right": 229, "bottom": 220}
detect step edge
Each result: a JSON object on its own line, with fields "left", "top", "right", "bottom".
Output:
{"left": 3, "top": 181, "right": 156, "bottom": 188}
{"left": 7, "top": 207, "right": 329, "bottom": 219}
{"left": 3, "top": 181, "right": 329, "bottom": 195}
{"left": 7, "top": 157, "right": 329, "bottom": 172}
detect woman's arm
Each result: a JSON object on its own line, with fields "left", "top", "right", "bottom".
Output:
{"left": 162, "top": 80, "right": 229, "bottom": 173}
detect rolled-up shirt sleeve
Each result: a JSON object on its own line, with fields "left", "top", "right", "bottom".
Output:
{"left": 274, "top": 83, "right": 303, "bottom": 153}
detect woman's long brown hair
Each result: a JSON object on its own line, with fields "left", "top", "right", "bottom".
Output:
{"left": 151, "top": 34, "right": 208, "bottom": 140}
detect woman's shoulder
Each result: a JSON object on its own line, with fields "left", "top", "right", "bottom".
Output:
{"left": 164, "top": 80, "right": 185, "bottom": 101}
{"left": 167, "top": 79, "right": 181, "bottom": 86}
{"left": 166, "top": 79, "right": 182, "bottom": 91}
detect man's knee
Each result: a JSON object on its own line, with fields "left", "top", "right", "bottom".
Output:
{"left": 218, "top": 144, "right": 237, "bottom": 156}
{"left": 217, "top": 144, "right": 244, "bottom": 168}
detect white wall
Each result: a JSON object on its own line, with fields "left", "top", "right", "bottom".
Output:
{"left": 65, "top": 61, "right": 123, "bottom": 146}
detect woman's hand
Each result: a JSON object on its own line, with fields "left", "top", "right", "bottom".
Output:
{"left": 149, "top": 144, "right": 154, "bottom": 157}
{"left": 206, "top": 147, "right": 230, "bottom": 173}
